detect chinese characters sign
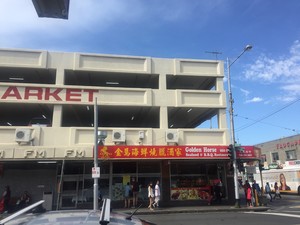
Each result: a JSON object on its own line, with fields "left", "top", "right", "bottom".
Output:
{"left": 97, "top": 145, "right": 258, "bottom": 160}
{"left": 236, "top": 146, "right": 261, "bottom": 159}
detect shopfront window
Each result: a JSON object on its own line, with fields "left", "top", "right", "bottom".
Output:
{"left": 113, "top": 161, "right": 136, "bottom": 173}
{"left": 111, "top": 161, "right": 160, "bottom": 201}
{"left": 170, "top": 161, "right": 221, "bottom": 201}
{"left": 58, "top": 161, "right": 110, "bottom": 209}
{"left": 171, "top": 161, "right": 206, "bottom": 174}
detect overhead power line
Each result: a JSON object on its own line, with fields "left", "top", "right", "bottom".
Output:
{"left": 236, "top": 115, "right": 300, "bottom": 133}
{"left": 236, "top": 97, "right": 300, "bottom": 132}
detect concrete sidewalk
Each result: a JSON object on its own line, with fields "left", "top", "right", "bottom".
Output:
{"left": 114, "top": 204, "right": 270, "bottom": 215}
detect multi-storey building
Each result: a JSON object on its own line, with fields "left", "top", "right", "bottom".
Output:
{"left": 255, "top": 134, "right": 300, "bottom": 168}
{"left": 0, "top": 48, "right": 257, "bottom": 209}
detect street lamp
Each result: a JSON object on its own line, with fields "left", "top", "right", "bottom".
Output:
{"left": 227, "top": 45, "right": 252, "bottom": 208}
{"left": 93, "top": 98, "right": 107, "bottom": 210}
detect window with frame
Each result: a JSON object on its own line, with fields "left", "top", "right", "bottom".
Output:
{"left": 261, "top": 154, "right": 266, "bottom": 162}
{"left": 286, "top": 150, "right": 297, "bottom": 161}
{"left": 272, "top": 152, "right": 279, "bottom": 162}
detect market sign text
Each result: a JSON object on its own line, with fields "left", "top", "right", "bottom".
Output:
{"left": 0, "top": 86, "right": 99, "bottom": 102}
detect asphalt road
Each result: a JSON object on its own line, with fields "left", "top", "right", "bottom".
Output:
{"left": 138, "top": 194, "right": 300, "bottom": 225}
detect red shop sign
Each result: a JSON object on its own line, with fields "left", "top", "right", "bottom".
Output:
{"left": 97, "top": 145, "right": 257, "bottom": 160}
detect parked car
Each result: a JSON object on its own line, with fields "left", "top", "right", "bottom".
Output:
{"left": 0, "top": 199, "right": 155, "bottom": 225}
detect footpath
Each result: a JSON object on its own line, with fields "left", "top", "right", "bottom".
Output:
{"left": 115, "top": 201, "right": 270, "bottom": 215}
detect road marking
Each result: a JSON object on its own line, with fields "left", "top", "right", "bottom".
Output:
{"left": 245, "top": 211, "right": 300, "bottom": 219}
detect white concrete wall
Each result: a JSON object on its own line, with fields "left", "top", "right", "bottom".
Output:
{"left": 0, "top": 48, "right": 230, "bottom": 161}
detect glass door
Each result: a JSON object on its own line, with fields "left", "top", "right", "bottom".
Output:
{"left": 60, "top": 175, "right": 83, "bottom": 209}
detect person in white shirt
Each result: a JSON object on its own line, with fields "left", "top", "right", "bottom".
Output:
{"left": 153, "top": 180, "right": 160, "bottom": 208}
{"left": 147, "top": 182, "right": 154, "bottom": 210}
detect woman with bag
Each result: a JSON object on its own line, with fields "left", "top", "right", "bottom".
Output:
{"left": 273, "top": 182, "right": 281, "bottom": 200}
{"left": 264, "top": 182, "right": 272, "bottom": 202}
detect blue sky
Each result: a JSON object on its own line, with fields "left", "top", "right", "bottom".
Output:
{"left": 1, "top": 0, "right": 300, "bottom": 145}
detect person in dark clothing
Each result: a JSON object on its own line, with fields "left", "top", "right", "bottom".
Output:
{"left": 131, "top": 177, "right": 139, "bottom": 208}
{"left": 16, "top": 191, "right": 31, "bottom": 210}
{"left": 2, "top": 186, "right": 11, "bottom": 212}
{"left": 213, "top": 180, "right": 222, "bottom": 204}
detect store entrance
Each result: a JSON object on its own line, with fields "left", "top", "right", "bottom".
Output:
{"left": 60, "top": 175, "right": 85, "bottom": 209}
{"left": 111, "top": 161, "right": 161, "bottom": 206}
{"left": 56, "top": 161, "right": 110, "bottom": 209}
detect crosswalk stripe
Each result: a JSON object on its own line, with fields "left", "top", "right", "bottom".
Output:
{"left": 245, "top": 211, "right": 300, "bottom": 218}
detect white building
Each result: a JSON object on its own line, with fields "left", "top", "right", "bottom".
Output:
{"left": 0, "top": 48, "right": 235, "bottom": 209}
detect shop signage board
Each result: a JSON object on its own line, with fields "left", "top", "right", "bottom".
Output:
{"left": 236, "top": 145, "right": 260, "bottom": 159}
{"left": 97, "top": 145, "right": 258, "bottom": 160}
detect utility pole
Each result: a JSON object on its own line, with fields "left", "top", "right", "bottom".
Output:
{"left": 93, "top": 97, "right": 99, "bottom": 210}
{"left": 227, "top": 45, "right": 252, "bottom": 208}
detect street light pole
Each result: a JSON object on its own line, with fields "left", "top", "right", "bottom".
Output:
{"left": 227, "top": 45, "right": 252, "bottom": 208}
{"left": 93, "top": 97, "right": 99, "bottom": 210}
{"left": 93, "top": 98, "right": 107, "bottom": 211}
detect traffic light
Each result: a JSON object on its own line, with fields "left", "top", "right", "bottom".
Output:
{"left": 227, "top": 144, "right": 234, "bottom": 160}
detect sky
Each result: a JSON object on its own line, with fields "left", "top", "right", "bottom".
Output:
{"left": 1, "top": 0, "right": 300, "bottom": 146}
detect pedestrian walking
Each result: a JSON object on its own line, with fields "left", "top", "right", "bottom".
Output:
{"left": 252, "top": 180, "right": 261, "bottom": 206}
{"left": 246, "top": 183, "right": 253, "bottom": 207}
{"left": 243, "top": 180, "right": 249, "bottom": 204}
{"left": 273, "top": 182, "right": 281, "bottom": 200}
{"left": 124, "top": 182, "right": 132, "bottom": 208}
{"left": 252, "top": 180, "right": 261, "bottom": 195}
{"left": 153, "top": 180, "right": 160, "bottom": 208}
{"left": 147, "top": 182, "right": 154, "bottom": 210}
{"left": 264, "top": 182, "right": 272, "bottom": 202}
{"left": 131, "top": 177, "right": 139, "bottom": 208}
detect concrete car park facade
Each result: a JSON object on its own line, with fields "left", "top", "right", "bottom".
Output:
{"left": 0, "top": 48, "right": 235, "bottom": 210}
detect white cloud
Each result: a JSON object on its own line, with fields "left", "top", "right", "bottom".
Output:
{"left": 0, "top": 0, "right": 229, "bottom": 49}
{"left": 0, "top": 0, "right": 145, "bottom": 47}
{"left": 244, "top": 40, "right": 300, "bottom": 83}
{"left": 240, "top": 88, "right": 250, "bottom": 97}
{"left": 245, "top": 97, "right": 263, "bottom": 103}
{"left": 244, "top": 40, "right": 300, "bottom": 102}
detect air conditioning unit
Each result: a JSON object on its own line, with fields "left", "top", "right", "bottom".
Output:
{"left": 166, "top": 130, "right": 178, "bottom": 143}
{"left": 112, "top": 130, "right": 126, "bottom": 142}
{"left": 15, "top": 128, "right": 32, "bottom": 142}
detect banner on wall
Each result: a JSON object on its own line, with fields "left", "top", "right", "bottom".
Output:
{"left": 97, "top": 145, "right": 258, "bottom": 160}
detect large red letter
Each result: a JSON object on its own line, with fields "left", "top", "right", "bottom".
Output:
{"left": 1, "top": 86, "right": 22, "bottom": 99}
{"left": 83, "top": 89, "right": 99, "bottom": 102}
{"left": 24, "top": 87, "right": 43, "bottom": 100}
{"left": 45, "top": 88, "right": 62, "bottom": 101}
{"left": 66, "top": 89, "right": 81, "bottom": 102}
